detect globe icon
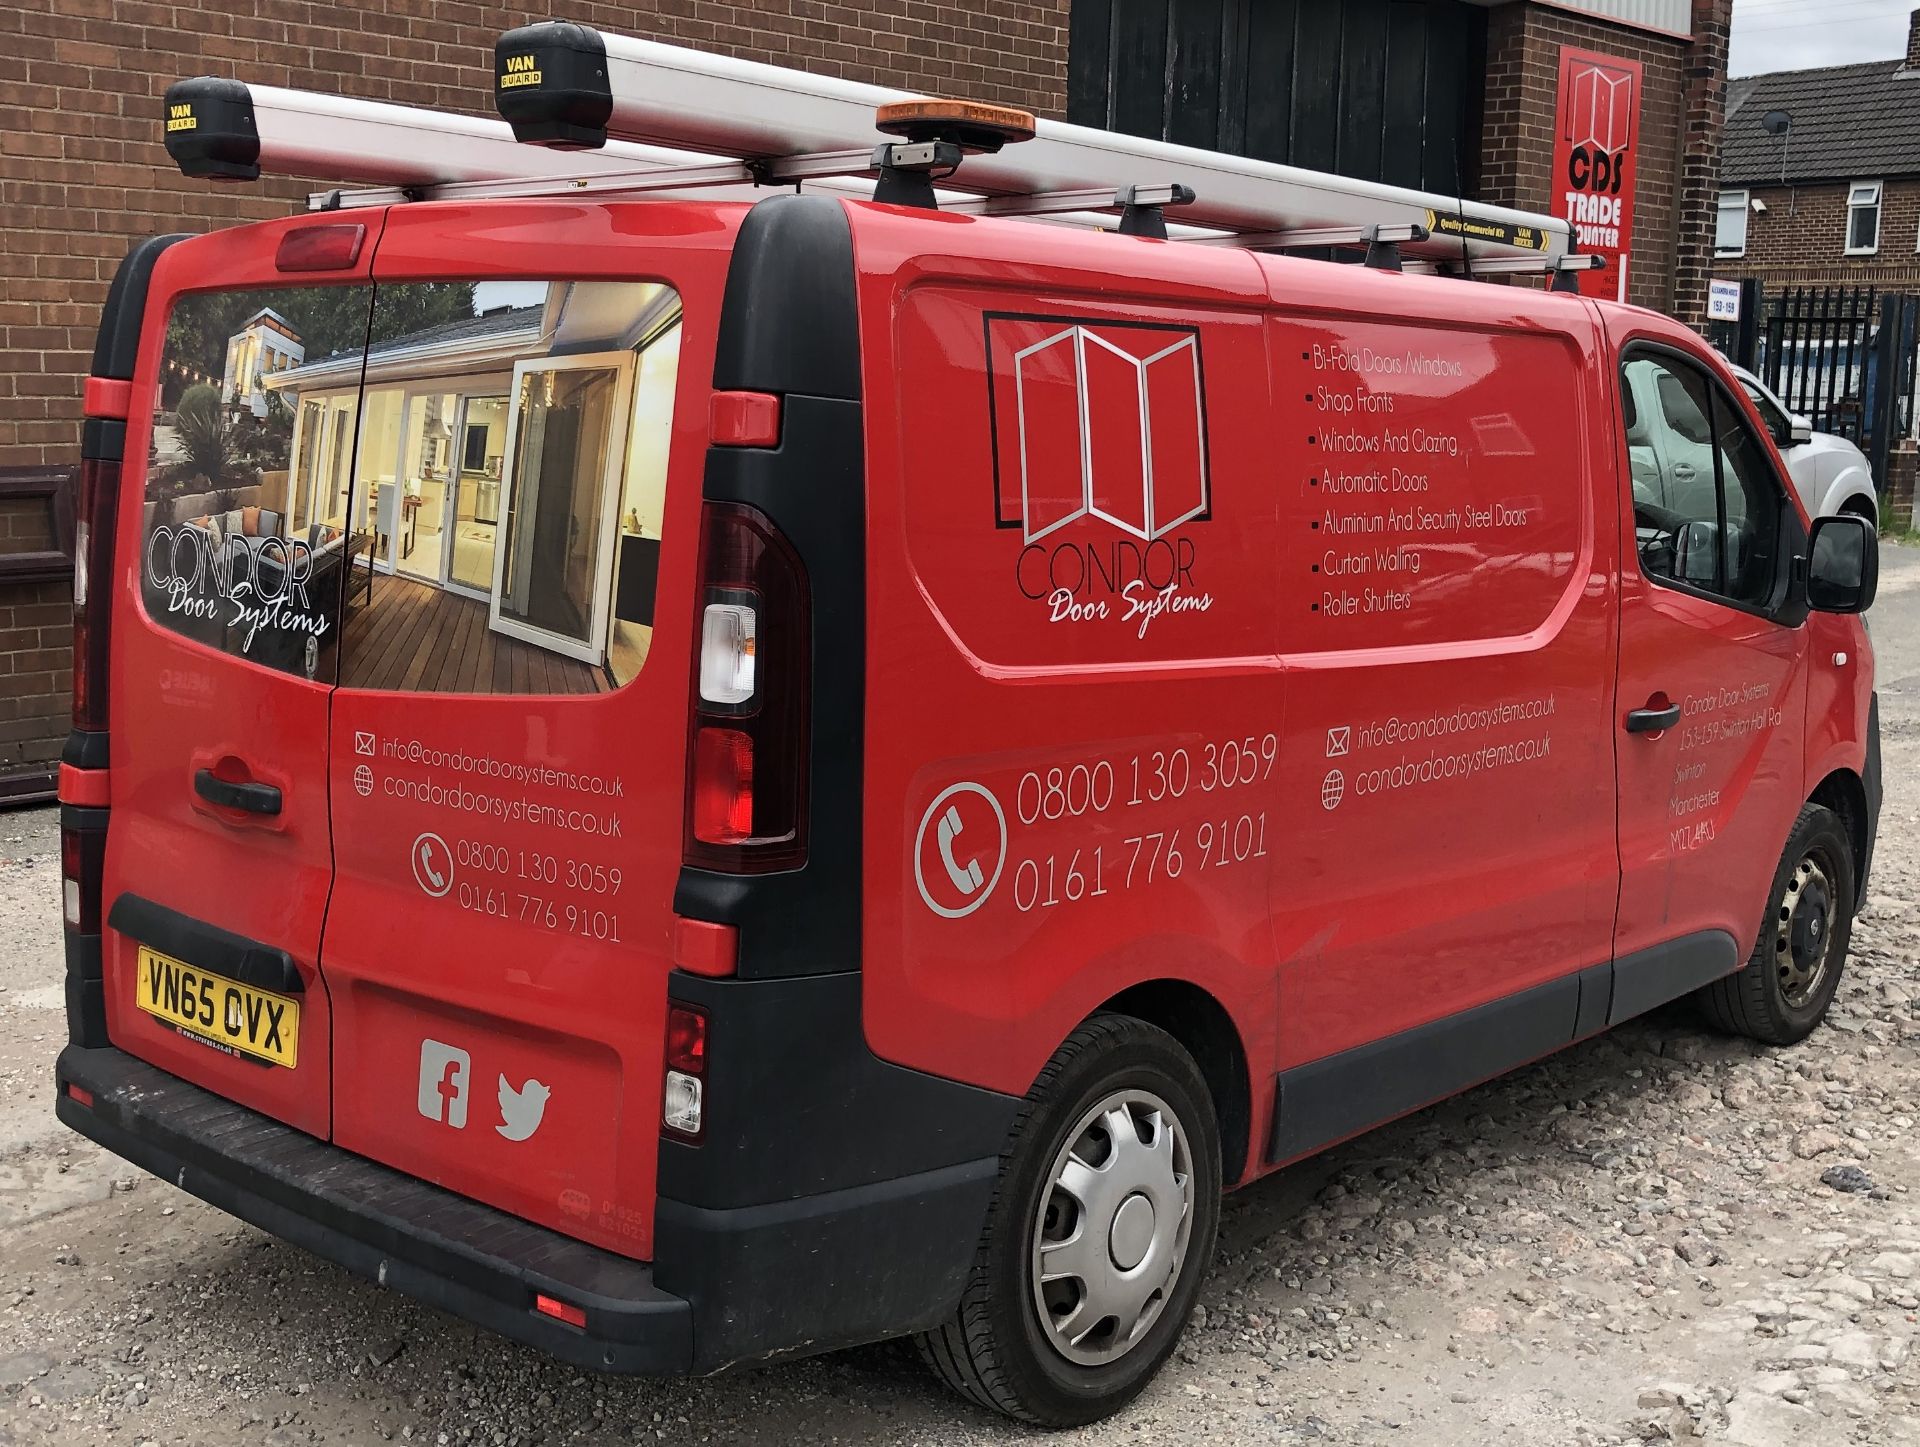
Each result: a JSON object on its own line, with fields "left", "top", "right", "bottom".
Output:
{"left": 1320, "top": 769, "right": 1345, "bottom": 811}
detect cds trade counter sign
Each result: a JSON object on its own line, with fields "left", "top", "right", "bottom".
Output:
{"left": 1552, "top": 47, "right": 1642, "bottom": 302}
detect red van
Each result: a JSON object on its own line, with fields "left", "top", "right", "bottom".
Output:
{"left": 56, "top": 76, "right": 1879, "bottom": 1428}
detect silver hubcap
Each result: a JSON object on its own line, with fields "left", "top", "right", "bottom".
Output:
{"left": 1776, "top": 853, "right": 1837, "bottom": 1009}
{"left": 1031, "top": 1090, "right": 1193, "bottom": 1366}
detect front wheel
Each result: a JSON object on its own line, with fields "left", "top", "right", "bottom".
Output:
{"left": 916, "top": 1015, "right": 1222, "bottom": 1426}
{"left": 1697, "top": 802, "right": 1855, "bottom": 1045}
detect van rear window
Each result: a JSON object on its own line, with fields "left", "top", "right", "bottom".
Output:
{"left": 143, "top": 280, "right": 682, "bottom": 695}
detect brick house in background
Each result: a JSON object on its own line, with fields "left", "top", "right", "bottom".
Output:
{"left": 0, "top": 0, "right": 1730, "bottom": 804}
{"left": 1716, "top": 8, "right": 1920, "bottom": 287}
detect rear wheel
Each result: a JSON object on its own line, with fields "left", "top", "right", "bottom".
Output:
{"left": 1697, "top": 803, "right": 1855, "bottom": 1045}
{"left": 917, "top": 1015, "right": 1221, "bottom": 1426}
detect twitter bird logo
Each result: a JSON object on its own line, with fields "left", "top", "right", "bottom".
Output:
{"left": 496, "top": 1075, "right": 551, "bottom": 1142}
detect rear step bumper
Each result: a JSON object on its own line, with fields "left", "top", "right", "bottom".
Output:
{"left": 55, "top": 1044, "right": 693, "bottom": 1374}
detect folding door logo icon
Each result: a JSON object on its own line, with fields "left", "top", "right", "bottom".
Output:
{"left": 986, "top": 316, "right": 1210, "bottom": 544}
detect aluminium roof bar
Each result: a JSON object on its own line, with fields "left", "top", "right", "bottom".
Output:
{"left": 492, "top": 21, "right": 1571, "bottom": 266}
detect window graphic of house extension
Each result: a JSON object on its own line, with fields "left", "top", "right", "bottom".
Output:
{"left": 222, "top": 309, "right": 306, "bottom": 417}
{"left": 146, "top": 280, "right": 683, "bottom": 698}
{"left": 987, "top": 317, "right": 1210, "bottom": 545}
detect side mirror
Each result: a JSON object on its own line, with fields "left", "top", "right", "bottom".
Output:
{"left": 1807, "top": 513, "right": 1878, "bottom": 614}
{"left": 1788, "top": 415, "right": 1814, "bottom": 445}
{"left": 1675, "top": 519, "right": 1719, "bottom": 588}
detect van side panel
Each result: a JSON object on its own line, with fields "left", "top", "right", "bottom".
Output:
{"left": 859, "top": 209, "right": 1620, "bottom": 1187}
{"left": 1257, "top": 275, "right": 1622, "bottom": 1079}
{"left": 857, "top": 213, "right": 1285, "bottom": 1166}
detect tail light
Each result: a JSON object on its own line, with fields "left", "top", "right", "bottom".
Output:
{"left": 683, "top": 502, "right": 809, "bottom": 872}
{"left": 662, "top": 1003, "right": 709, "bottom": 1140}
{"left": 61, "top": 820, "right": 105, "bottom": 935}
{"left": 71, "top": 456, "right": 121, "bottom": 733}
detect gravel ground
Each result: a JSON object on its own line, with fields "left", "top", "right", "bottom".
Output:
{"left": 2, "top": 542, "right": 1918, "bottom": 1447}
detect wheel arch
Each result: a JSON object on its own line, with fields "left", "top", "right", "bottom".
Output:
{"left": 1809, "top": 766, "right": 1869, "bottom": 902}
{"left": 1093, "top": 978, "right": 1252, "bottom": 1189}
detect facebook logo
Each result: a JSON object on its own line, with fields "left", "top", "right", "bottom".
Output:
{"left": 418, "top": 1040, "right": 471, "bottom": 1129}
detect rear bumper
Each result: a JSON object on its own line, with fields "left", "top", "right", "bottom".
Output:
{"left": 57, "top": 1030, "right": 1014, "bottom": 1374}
{"left": 56, "top": 1044, "right": 694, "bottom": 1374}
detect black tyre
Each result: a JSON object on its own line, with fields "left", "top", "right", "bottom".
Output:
{"left": 1697, "top": 803, "right": 1855, "bottom": 1046}
{"left": 916, "top": 1015, "right": 1222, "bottom": 1427}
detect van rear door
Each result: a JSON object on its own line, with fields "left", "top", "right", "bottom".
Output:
{"left": 316, "top": 202, "right": 732, "bottom": 1258}
{"left": 102, "top": 215, "right": 385, "bottom": 1137}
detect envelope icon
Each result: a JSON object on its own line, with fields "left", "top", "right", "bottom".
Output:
{"left": 1325, "top": 726, "right": 1350, "bottom": 758}
{"left": 354, "top": 730, "right": 376, "bottom": 756}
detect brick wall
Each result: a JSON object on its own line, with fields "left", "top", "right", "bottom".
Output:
{"left": 1480, "top": 1, "right": 1713, "bottom": 322}
{"left": 0, "top": 470, "right": 70, "bottom": 798}
{"left": 0, "top": 0, "right": 1069, "bottom": 477}
{"left": 1720, "top": 180, "right": 1920, "bottom": 288}
{"left": 0, "top": 0, "right": 1067, "bottom": 801}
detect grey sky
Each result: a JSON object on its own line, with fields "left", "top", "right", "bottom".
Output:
{"left": 1730, "top": 0, "right": 1915, "bottom": 77}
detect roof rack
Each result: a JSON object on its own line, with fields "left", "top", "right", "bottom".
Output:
{"left": 158, "top": 29, "right": 1580, "bottom": 275}
{"left": 486, "top": 21, "right": 1571, "bottom": 268}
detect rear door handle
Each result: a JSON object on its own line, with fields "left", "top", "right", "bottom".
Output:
{"left": 193, "top": 769, "right": 283, "bottom": 816}
{"left": 1625, "top": 703, "right": 1681, "bottom": 734}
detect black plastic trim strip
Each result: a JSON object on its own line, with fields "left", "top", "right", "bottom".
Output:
{"left": 56, "top": 1045, "right": 691, "bottom": 1373}
{"left": 655, "top": 968, "right": 1016, "bottom": 1368}
{"left": 64, "top": 936, "right": 106, "bottom": 1048}
{"left": 1270, "top": 972, "right": 1579, "bottom": 1165}
{"left": 62, "top": 730, "right": 109, "bottom": 770}
{"left": 711, "top": 195, "right": 862, "bottom": 402}
{"left": 105, "top": 894, "right": 303, "bottom": 996}
{"left": 61, "top": 802, "right": 109, "bottom": 833}
{"left": 61, "top": 804, "right": 110, "bottom": 1045}
{"left": 659, "top": 970, "right": 1018, "bottom": 1207}
{"left": 92, "top": 233, "right": 188, "bottom": 382}
{"left": 674, "top": 195, "right": 866, "bottom": 978}
{"left": 81, "top": 417, "right": 127, "bottom": 465}
{"left": 1860, "top": 692, "right": 1882, "bottom": 908}
{"left": 1268, "top": 931, "right": 1742, "bottom": 1165}
{"left": 656, "top": 1158, "right": 1000, "bottom": 1371}
{"left": 1606, "top": 931, "right": 1740, "bottom": 1026}
{"left": 1572, "top": 960, "right": 1613, "bottom": 1040}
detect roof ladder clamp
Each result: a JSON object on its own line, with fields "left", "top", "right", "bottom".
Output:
{"left": 1549, "top": 253, "right": 1606, "bottom": 293}
{"left": 1363, "top": 222, "right": 1429, "bottom": 272}
{"left": 1115, "top": 183, "right": 1197, "bottom": 240}
{"left": 870, "top": 138, "right": 963, "bottom": 209}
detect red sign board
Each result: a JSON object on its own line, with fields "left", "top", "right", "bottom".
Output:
{"left": 1551, "top": 47, "right": 1642, "bottom": 301}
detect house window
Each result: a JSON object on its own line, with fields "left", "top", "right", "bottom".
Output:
{"left": 1846, "top": 181, "right": 1882, "bottom": 256}
{"left": 1715, "top": 190, "right": 1749, "bottom": 258}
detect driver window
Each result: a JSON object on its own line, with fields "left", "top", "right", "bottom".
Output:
{"left": 1713, "top": 390, "right": 1785, "bottom": 607}
{"left": 1622, "top": 350, "right": 1786, "bottom": 611}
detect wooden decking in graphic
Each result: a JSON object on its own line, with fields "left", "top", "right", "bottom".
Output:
{"left": 338, "top": 571, "right": 610, "bottom": 696}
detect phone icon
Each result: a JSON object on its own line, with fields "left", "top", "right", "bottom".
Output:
{"left": 938, "top": 805, "right": 984, "bottom": 896}
{"left": 411, "top": 831, "right": 454, "bottom": 898}
{"left": 914, "top": 783, "right": 1006, "bottom": 920}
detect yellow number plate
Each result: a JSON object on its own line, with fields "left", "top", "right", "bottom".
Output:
{"left": 135, "top": 945, "right": 300, "bottom": 1069}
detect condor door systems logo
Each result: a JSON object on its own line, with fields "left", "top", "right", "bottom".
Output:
{"left": 986, "top": 314, "right": 1214, "bottom": 638}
